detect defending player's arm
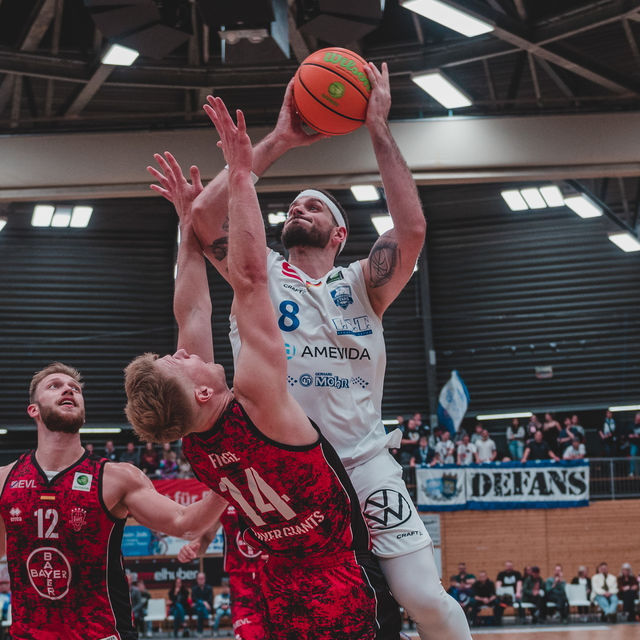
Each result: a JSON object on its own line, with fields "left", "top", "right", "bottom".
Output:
{"left": 360, "top": 62, "right": 426, "bottom": 317}
{"left": 104, "top": 463, "right": 227, "bottom": 540}
{"left": 193, "top": 80, "right": 326, "bottom": 280}
{"left": 177, "top": 517, "right": 221, "bottom": 563}
{"left": 148, "top": 152, "right": 213, "bottom": 361}
{"left": 206, "top": 97, "right": 316, "bottom": 446}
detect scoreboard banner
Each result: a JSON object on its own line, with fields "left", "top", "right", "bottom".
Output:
{"left": 416, "top": 460, "right": 589, "bottom": 511}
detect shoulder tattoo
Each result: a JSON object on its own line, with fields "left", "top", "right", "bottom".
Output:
{"left": 368, "top": 238, "right": 398, "bottom": 288}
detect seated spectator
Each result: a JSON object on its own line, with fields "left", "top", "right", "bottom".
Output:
{"left": 449, "top": 562, "right": 476, "bottom": 611}
{"left": 522, "top": 430, "right": 560, "bottom": 463}
{"left": 496, "top": 560, "right": 523, "bottom": 620}
{"left": 412, "top": 411, "right": 427, "bottom": 433}
{"left": 399, "top": 417, "right": 422, "bottom": 466}
{"left": 526, "top": 414, "right": 542, "bottom": 440}
{"left": 469, "top": 570, "right": 503, "bottom": 626}
{"left": 168, "top": 577, "right": 191, "bottom": 637}
{"left": 119, "top": 441, "right": 139, "bottom": 466}
{"left": 140, "top": 442, "right": 159, "bottom": 477}
{"left": 453, "top": 425, "right": 468, "bottom": 444}
{"left": 570, "top": 414, "right": 586, "bottom": 442}
{"left": 104, "top": 439, "right": 118, "bottom": 462}
{"left": 159, "top": 450, "right": 179, "bottom": 479}
{"left": 599, "top": 410, "right": 617, "bottom": 456}
{"left": 563, "top": 438, "right": 586, "bottom": 460}
{"left": 177, "top": 453, "right": 193, "bottom": 478}
{"left": 428, "top": 425, "right": 443, "bottom": 450}
{"left": 85, "top": 442, "right": 94, "bottom": 455}
{"left": 571, "top": 566, "right": 591, "bottom": 620}
{"left": 592, "top": 562, "right": 619, "bottom": 623}
{"left": 435, "top": 430, "right": 456, "bottom": 464}
{"left": 476, "top": 430, "right": 497, "bottom": 463}
{"left": 457, "top": 434, "right": 477, "bottom": 466}
{"left": 212, "top": 584, "right": 232, "bottom": 633}
{"left": 557, "top": 418, "right": 575, "bottom": 451}
{"left": 428, "top": 451, "right": 443, "bottom": 467}
{"left": 129, "top": 575, "right": 151, "bottom": 637}
{"left": 191, "top": 572, "right": 214, "bottom": 638}
{"left": 523, "top": 566, "right": 546, "bottom": 623}
{"left": 545, "top": 564, "right": 569, "bottom": 623}
{"left": 542, "top": 413, "right": 561, "bottom": 454}
{"left": 618, "top": 563, "right": 638, "bottom": 622}
{"left": 627, "top": 413, "right": 640, "bottom": 477}
{"left": 471, "top": 422, "right": 484, "bottom": 445}
{"left": 506, "top": 418, "right": 525, "bottom": 462}
{"left": 410, "top": 435, "right": 433, "bottom": 468}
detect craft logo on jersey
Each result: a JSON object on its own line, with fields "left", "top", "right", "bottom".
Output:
{"left": 363, "top": 489, "right": 412, "bottom": 530}
{"left": 69, "top": 506, "right": 88, "bottom": 532}
{"left": 9, "top": 506, "right": 22, "bottom": 522}
{"left": 330, "top": 285, "right": 353, "bottom": 309}
{"left": 331, "top": 315, "right": 372, "bottom": 336}
{"left": 72, "top": 472, "right": 92, "bottom": 492}
{"left": 236, "top": 532, "right": 262, "bottom": 560}
{"left": 27, "top": 547, "right": 72, "bottom": 600}
{"left": 10, "top": 479, "right": 36, "bottom": 489}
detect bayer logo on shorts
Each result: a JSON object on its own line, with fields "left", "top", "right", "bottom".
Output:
{"left": 364, "top": 489, "right": 412, "bottom": 530}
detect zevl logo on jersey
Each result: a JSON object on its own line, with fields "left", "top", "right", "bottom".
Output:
{"left": 10, "top": 479, "right": 36, "bottom": 489}
{"left": 71, "top": 472, "right": 93, "bottom": 492}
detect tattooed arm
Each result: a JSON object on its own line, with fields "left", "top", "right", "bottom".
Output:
{"left": 360, "top": 62, "right": 426, "bottom": 317}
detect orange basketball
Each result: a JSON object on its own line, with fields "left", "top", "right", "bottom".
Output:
{"left": 293, "top": 47, "right": 371, "bottom": 136}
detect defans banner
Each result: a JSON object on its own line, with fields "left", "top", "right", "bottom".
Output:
{"left": 416, "top": 460, "right": 589, "bottom": 511}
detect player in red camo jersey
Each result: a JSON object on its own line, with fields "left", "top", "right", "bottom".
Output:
{"left": 124, "top": 106, "right": 401, "bottom": 639}
{"left": 0, "top": 362, "right": 227, "bottom": 640}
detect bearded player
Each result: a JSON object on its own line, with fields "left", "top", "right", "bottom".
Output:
{"left": 0, "top": 362, "right": 227, "bottom": 639}
{"left": 125, "top": 121, "right": 400, "bottom": 638}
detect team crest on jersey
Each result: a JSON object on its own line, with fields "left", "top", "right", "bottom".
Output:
{"left": 69, "top": 506, "right": 88, "bottom": 532}
{"left": 9, "top": 506, "right": 22, "bottom": 522}
{"left": 330, "top": 285, "right": 353, "bottom": 309}
{"left": 71, "top": 472, "right": 92, "bottom": 492}
{"left": 236, "top": 531, "right": 262, "bottom": 559}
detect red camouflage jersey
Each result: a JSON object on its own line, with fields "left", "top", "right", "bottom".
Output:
{"left": 0, "top": 450, "right": 136, "bottom": 640}
{"left": 182, "top": 399, "right": 370, "bottom": 559}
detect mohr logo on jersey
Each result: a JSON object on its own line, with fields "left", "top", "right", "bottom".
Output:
{"left": 208, "top": 452, "right": 240, "bottom": 469}
{"left": 330, "top": 285, "right": 353, "bottom": 309}
{"left": 364, "top": 490, "right": 412, "bottom": 530}
{"left": 71, "top": 472, "right": 92, "bottom": 492}
{"left": 10, "top": 479, "right": 36, "bottom": 489}
{"left": 332, "top": 315, "right": 372, "bottom": 336}
{"left": 299, "top": 372, "right": 350, "bottom": 389}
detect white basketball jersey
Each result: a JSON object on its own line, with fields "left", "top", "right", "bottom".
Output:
{"left": 229, "top": 249, "right": 401, "bottom": 469}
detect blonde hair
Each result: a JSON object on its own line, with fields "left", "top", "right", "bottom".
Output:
{"left": 124, "top": 353, "right": 193, "bottom": 443}
{"left": 30, "top": 362, "right": 83, "bottom": 403}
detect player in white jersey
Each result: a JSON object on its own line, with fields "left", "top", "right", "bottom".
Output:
{"left": 152, "top": 61, "right": 470, "bottom": 639}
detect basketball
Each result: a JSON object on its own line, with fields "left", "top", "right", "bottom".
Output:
{"left": 293, "top": 47, "right": 371, "bottom": 136}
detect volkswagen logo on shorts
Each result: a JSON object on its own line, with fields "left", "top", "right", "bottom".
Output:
{"left": 364, "top": 489, "right": 412, "bottom": 530}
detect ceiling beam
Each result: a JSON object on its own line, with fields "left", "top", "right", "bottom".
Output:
{"left": 0, "top": 0, "right": 56, "bottom": 114}
{"left": 64, "top": 64, "right": 115, "bottom": 117}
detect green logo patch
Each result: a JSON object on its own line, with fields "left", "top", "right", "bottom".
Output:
{"left": 328, "top": 82, "right": 345, "bottom": 99}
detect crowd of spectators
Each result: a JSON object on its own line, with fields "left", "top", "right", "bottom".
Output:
{"left": 389, "top": 410, "right": 640, "bottom": 469}
{"left": 446, "top": 560, "right": 639, "bottom": 626}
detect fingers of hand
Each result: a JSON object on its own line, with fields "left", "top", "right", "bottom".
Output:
{"left": 164, "top": 151, "right": 185, "bottom": 183}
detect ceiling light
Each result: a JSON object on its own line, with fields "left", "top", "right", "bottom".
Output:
{"left": 564, "top": 194, "right": 602, "bottom": 219}
{"left": 351, "top": 185, "right": 380, "bottom": 202}
{"left": 476, "top": 412, "right": 533, "bottom": 420}
{"left": 520, "top": 188, "right": 546, "bottom": 209}
{"left": 101, "top": 44, "right": 139, "bottom": 66}
{"left": 402, "top": 0, "right": 493, "bottom": 37}
{"left": 501, "top": 190, "right": 528, "bottom": 211}
{"left": 51, "top": 207, "right": 72, "bottom": 228}
{"left": 539, "top": 185, "right": 564, "bottom": 208}
{"left": 411, "top": 71, "right": 472, "bottom": 109}
{"left": 0, "top": 216, "right": 6, "bottom": 232}
{"left": 608, "top": 232, "right": 640, "bottom": 253}
{"left": 371, "top": 214, "right": 394, "bottom": 236}
{"left": 32, "top": 205, "right": 55, "bottom": 227}
{"left": 267, "top": 211, "right": 287, "bottom": 225}
{"left": 70, "top": 206, "right": 93, "bottom": 228}
{"left": 609, "top": 404, "right": 640, "bottom": 412}
{"left": 0, "top": 429, "right": 6, "bottom": 435}
{"left": 79, "top": 427, "right": 122, "bottom": 434}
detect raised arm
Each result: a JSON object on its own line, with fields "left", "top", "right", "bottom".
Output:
{"left": 360, "top": 62, "right": 426, "bottom": 317}
{"left": 205, "top": 98, "right": 315, "bottom": 446}
{"left": 148, "top": 153, "right": 213, "bottom": 361}
{"left": 192, "top": 80, "right": 326, "bottom": 281}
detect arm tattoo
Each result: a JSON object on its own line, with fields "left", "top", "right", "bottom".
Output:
{"left": 368, "top": 238, "right": 398, "bottom": 288}
{"left": 209, "top": 237, "right": 228, "bottom": 262}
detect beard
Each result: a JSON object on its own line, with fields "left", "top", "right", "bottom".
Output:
{"left": 39, "top": 404, "right": 85, "bottom": 434}
{"left": 281, "top": 222, "right": 332, "bottom": 251}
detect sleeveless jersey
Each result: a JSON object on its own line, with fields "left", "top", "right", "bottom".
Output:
{"left": 182, "top": 399, "right": 370, "bottom": 559}
{"left": 229, "top": 250, "right": 401, "bottom": 470}
{"left": 0, "top": 450, "right": 135, "bottom": 640}
{"left": 220, "top": 504, "right": 267, "bottom": 574}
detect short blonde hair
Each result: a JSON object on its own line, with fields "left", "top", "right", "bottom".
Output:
{"left": 30, "top": 362, "right": 83, "bottom": 403}
{"left": 124, "top": 353, "right": 193, "bottom": 443}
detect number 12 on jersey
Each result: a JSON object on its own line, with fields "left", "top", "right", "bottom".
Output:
{"left": 34, "top": 507, "right": 59, "bottom": 539}
{"left": 219, "top": 467, "right": 296, "bottom": 526}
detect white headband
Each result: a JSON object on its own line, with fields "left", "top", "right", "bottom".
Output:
{"left": 295, "top": 189, "right": 347, "bottom": 253}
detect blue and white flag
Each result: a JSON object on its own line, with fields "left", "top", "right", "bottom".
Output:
{"left": 437, "top": 370, "right": 469, "bottom": 435}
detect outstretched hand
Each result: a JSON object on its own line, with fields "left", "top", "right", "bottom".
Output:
{"left": 364, "top": 61, "right": 391, "bottom": 130}
{"left": 147, "top": 152, "right": 203, "bottom": 222}
{"left": 203, "top": 97, "right": 252, "bottom": 174}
